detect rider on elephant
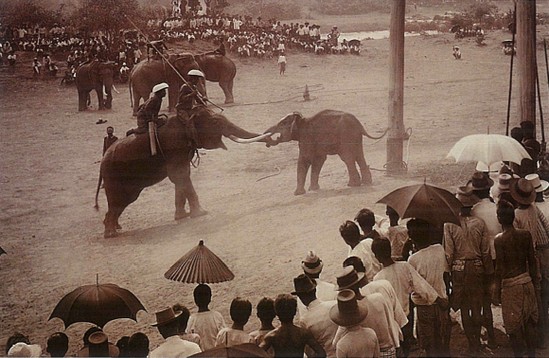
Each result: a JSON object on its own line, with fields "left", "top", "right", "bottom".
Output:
{"left": 127, "top": 82, "right": 169, "bottom": 136}
{"left": 175, "top": 69, "right": 207, "bottom": 120}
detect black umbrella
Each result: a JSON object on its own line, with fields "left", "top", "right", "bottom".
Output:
{"left": 49, "top": 281, "right": 146, "bottom": 328}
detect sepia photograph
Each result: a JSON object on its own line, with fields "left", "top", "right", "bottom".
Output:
{"left": 1, "top": 0, "right": 549, "bottom": 357}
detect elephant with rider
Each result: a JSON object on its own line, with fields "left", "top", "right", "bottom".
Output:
{"left": 96, "top": 109, "right": 273, "bottom": 238}
{"left": 193, "top": 53, "right": 236, "bottom": 104}
{"left": 75, "top": 60, "right": 116, "bottom": 111}
{"left": 263, "top": 110, "right": 387, "bottom": 195}
{"left": 129, "top": 53, "right": 205, "bottom": 116}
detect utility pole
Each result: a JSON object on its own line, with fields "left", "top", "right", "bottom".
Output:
{"left": 386, "top": 0, "right": 407, "bottom": 175}
{"left": 516, "top": 0, "right": 537, "bottom": 133}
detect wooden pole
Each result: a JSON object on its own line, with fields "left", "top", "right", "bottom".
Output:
{"left": 516, "top": 0, "right": 537, "bottom": 133}
{"left": 386, "top": 0, "right": 407, "bottom": 175}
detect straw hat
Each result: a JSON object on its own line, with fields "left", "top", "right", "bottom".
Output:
{"left": 329, "top": 289, "right": 368, "bottom": 327}
{"left": 152, "top": 82, "right": 169, "bottom": 93}
{"left": 151, "top": 307, "right": 182, "bottom": 326}
{"left": 470, "top": 171, "right": 494, "bottom": 191}
{"left": 7, "top": 343, "right": 42, "bottom": 357}
{"left": 77, "top": 332, "right": 120, "bottom": 357}
{"left": 301, "top": 250, "right": 323, "bottom": 275}
{"left": 456, "top": 186, "right": 480, "bottom": 207}
{"left": 510, "top": 178, "right": 536, "bottom": 205}
{"left": 291, "top": 274, "right": 317, "bottom": 295}
{"left": 335, "top": 266, "right": 365, "bottom": 291}
{"left": 525, "top": 173, "right": 549, "bottom": 193}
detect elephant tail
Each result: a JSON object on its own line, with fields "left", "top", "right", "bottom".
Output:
{"left": 361, "top": 125, "right": 389, "bottom": 140}
{"left": 94, "top": 172, "right": 102, "bottom": 210}
{"left": 129, "top": 77, "right": 133, "bottom": 109}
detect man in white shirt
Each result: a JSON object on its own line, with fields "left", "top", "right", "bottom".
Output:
{"left": 150, "top": 307, "right": 202, "bottom": 358}
{"left": 339, "top": 220, "right": 380, "bottom": 281}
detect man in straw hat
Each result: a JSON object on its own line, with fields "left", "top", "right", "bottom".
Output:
{"left": 470, "top": 171, "right": 499, "bottom": 349}
{"left": 494, "top": 200, "right": 538, "bottom": 357}
{"left": 407, "top": 218, "right": 450, "bottom": 357}
{"left": 260, "top": 294, "right": 326, "bottom": 357}
{"left": 444, "top": 186, "right": 494, "bottom": 356}
{"left": 332, "top": 266, "right": 401, "bottom": 358}
{"left": 513, "top": 177, "right": 549, "bottom": 347}
{"left": 77, "top": 331, "right": 120, "bottom": 357}
{"left": 330, "top": 289, "right": 380, "bottom": 357}
{"left": 297, "top": 250, "right": 336, "bottom": 318}
{"left": 149, "top": 307, "right": 201, "bottom": 358}
{"left": 292, "top": 274, "right": 338, "bottom": 357}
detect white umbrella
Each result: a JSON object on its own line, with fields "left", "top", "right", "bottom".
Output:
{"left": 447, "top": 134, "right": 531, "bottom": 166}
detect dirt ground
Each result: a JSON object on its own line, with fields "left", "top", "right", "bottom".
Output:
{"left": 2, "top": 14, "right": 549, "bottom": 357}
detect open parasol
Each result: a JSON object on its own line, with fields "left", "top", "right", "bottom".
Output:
{"left": 377, "top": 182, "right": 462, "bottom": 226}
{"left": 447, "top": 133, "right": 531, "bottom": 166}
{"left": 49, "top": 279, "right": 146, "bottom": 328}
{"left": 164, "top": 240, "right": 235, "bottom": 284}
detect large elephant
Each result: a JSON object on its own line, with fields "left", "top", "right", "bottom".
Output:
{"left": 75, "top": 61, "right": 116, "bottom": 111}
{"left": 129, "top": 54, "right": 204, "bottom": 116}
{"left": 264, "top": 110, "right": 387, "bottom": 195}
{"left": 194, "top": 53, "right": 236, "bottom": 104}
{"left": 95, "top": 110, "right": 273, "bottom": 238}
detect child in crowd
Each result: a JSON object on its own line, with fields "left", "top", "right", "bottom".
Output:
{"left": 186, "top": 284, "right": 226, "bottom": 351}
{"left": 250, "top": 297, "right": 276, "bottom": 346}
{"left": 215, "top": 297, "right": 254, "bottom": 347}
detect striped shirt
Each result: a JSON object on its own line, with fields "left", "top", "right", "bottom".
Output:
{"left": 514, "top": 204, "right": 549, "bottom": 249}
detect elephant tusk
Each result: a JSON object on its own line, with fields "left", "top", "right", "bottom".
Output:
{"left": 228, "top": 133, "right": 273, "bottom": 144}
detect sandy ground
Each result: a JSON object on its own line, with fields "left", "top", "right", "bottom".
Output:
{"left": 2, "top": 22, "right": 549, "bottom": 356}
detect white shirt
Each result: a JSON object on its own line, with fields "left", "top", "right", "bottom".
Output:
{"left": 335, "top": 325, "right": 380, "bottom": 358}
{"left": 187, "top": 310, "right": 226, "bottom": 351}
{"left": 297, "top": 278, "right": 337, "bottom": 319}
{"left": 408, "top": 244, "right": 449, "bottom": 305}
{"left": 149, "top": 335, "right": 201, "bottom": 358}
{"left": 472, "top": 198, "right": 500, "bottom": 259}
{"left": 374, "top": 262, "right": 439, "bottom": 315}
{"left": 215, "top": 328, "right": 253, "bottom": 347}
{"left": 349, "top": 240, "right": 382, "bottom": 282}
{"left": 298, "top": 299, "right": 338, "bottom": 357}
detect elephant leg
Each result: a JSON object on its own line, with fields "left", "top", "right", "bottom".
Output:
{"left": 295, "top": 156, "right": 311, "bottom": 195}
{"left": 167, "top": 160, "right": 207, "bottom": 219}
{"left": 96, "top": 88, "right": 105, "bottom": 110}
{"left": 103, "top": 185, "right": 142, "bottom": 238}
{"left": 220, "top": 80, "right": 234, "bottom": 103}
{"left": 132, "top": 91, "right": 142, "bottom": 116}
{"left": 309, "top": 155, "right": 327, "bottom": 191}
{"left": 339, "top": 149, "right": 362, "bottom": 187}
{"left": 78, "top": 90, "right": 88, "bottom": 111}
{"left": 356, "top": 149, "right": 372, "bottom": 185}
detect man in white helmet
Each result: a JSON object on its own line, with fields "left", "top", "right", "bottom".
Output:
{"left": 176, "top": 69, "right": 207, "bottom": 121}
{"left": 127, "top": 82, "right": 168, "bottom": 135}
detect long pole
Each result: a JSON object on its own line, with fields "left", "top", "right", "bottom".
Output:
{"left": 386, "top": 0, "right": 406, "bottom": 175}
{"left": 516, "top": 0, "right": 537, "bottom": 131}
{"left": 505, "top": 4, "right": 516, "bottom": 136}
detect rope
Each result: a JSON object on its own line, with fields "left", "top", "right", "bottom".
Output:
{"left": 256, "top": 166, "right": 281, "bottom": 182}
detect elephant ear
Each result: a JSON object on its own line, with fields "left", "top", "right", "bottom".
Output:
{"left": 290, "top": 112, "right": 304, "bottom": 140}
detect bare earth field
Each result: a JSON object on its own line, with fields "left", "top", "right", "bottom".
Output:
{"left": 2, "top": 21, "right": 549, "bottom": 356}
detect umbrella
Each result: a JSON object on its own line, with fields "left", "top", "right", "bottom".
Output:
{"left": 49, "top": 282, "right": 146, "bottom": 328}
{"left": 447, "top": 134, "right": 531, "bottom": 166}
{"left": 164, "top": 240, "right": 234, "bottom": 284}
{"left": 377, "top": 182, "right": 462, "bottom": 226}
{"left": 189, "top": 343, "right": 270, "bottom": 358}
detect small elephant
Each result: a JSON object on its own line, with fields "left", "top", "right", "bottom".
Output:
{"left": 75, "top": 61, "right": 116, "bottom": 111}
{"left": 264, "top": 110, "right": 386, "bottom": 195}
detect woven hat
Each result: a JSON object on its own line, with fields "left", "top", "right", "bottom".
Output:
{"left": 456, "top": 185, "right": 480, "bottom": 207}
{"left": 470, "top": 171, "right": 494, "bottom": 191}
{"left": 301, "top": 250, "right": 323, "bottom": 275}
{"left": 525, "top": 173, "right": 549, "bottom": 193}
{"left": 335, "top": 266, "right": 365, "bottom": 291}
{"left": 151, "top": 307, "right": 182, "bottom": 326}
{"left": 329, "top": 289, "right": 368, "bottom": 327}
{"left": 7, "top": 343, "right": 42, "bottom": 357}
{"left": 510, "top": 178, "right": 536, "bottom": 205}
{"left": 291, "top": 274, "right": 317, "bottom": 295}
{"left": 152, "top": 82, "right": 169, "bottom": 93}
{"left": 77, "top": 332, "right": 120, "bottom": 357}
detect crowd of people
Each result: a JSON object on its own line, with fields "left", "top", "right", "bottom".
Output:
{"left": 6, "top": 124, "right": 549, "bottom": 356}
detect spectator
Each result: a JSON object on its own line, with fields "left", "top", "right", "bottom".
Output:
{"left": 249, "top": 297, "right": 276, "bottom": 347}
{"left": 277, "top": 51, "right": 286, "bottom": 75}
{"left": 172, "top": 303, "right": 201, "bottom": 346}
{"left": 215, "top": 297, "right": 254, "bottom": 347}
{"left": 46, "top": 332, "right": 68, "bottom": 357}
{"left": 339, "top": 220, "right": 380, "bottom": 282}
{"left": 5, "top": 333, "right": 31, "bottom": 355}
{"left": 127, "top": 333, "right": 149, "bottom": 358}
{"left": 103, "top": 126, "right": 118, "bottom": 155}
{"left": 149, "top": 307, "right": 201, "bottom": 357}
{"left": 116, "top": 336, "right": 130, "bottom": 357}
{"left": 187, "top": 284, "right": 226, "bottom": 351}
{"left": 77, "top": 331, "right": 119, "bottom": 357}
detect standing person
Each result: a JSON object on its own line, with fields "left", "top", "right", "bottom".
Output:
{"left": 355, "top": 208, "right": 383, "bottom": 240}
{"left": 444, "top": 186, "right": 494, "bottom": 356}
{"left": 32, "top": 57, "right": 41, "bottom": 76}
{"left": 187, "top": 284, "right": 226, "bottom": 351}
{"left": 381, "top": 206, "right": 409, "bottom": 260}
{"left": 127, "top": 332, "right": 149, "bottom": 358}
{"left": 297, "top": 250, "right": 337, "bottom": 317}
{"left": 329, "top": 289, "right": 380, "bottom": 358}
{"left": 512, "top": 177, "right": 549, "bottom": 347}
{"left": 172, "top": 304, "right": 201, "bottom": 346}
{"left": 149, "top": 307, "right": 201, "bottom": 358}
{"left": 292, "top": 274, "right": 338, "bottom": 357}
{"left": 103, "top": 126, "right": 118, "bottom": 155}
{"left": 46, "top": 332, "right": 69, "bottom": 357}
{"left": 494, "top": 200, "right": 539, "bottom": 357}
{"left": 372, "top": 238, "right": 447, "bottom": 357}
{"left": 339, "top": 220, "right": 380, "bottom": 282}
{"left": 215, "top": 298, "right": 254, "bottom": 347}
{"left": 127, "top": 82, "right": 168, "bottom": 135}
{"left": 277, "top": 51, "right": 286, "bottom": 75}
{"left": 470, "top": 171, "right": 499, "bottom": 349}
{"left": 407, "top": 218, "right": 451, "bottom": 357}
{"left": 249, "top": 297, "right": 276, "bottom": 347}
{"left": 260, "top": 294, "right": 326, "bottom": 358}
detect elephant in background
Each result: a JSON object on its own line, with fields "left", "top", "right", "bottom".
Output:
{"left": 264, "top": 110, "right": 387, "bottom": 195}
{"left": 194, "top": 53, "right": 236, "bottom": 104}
{"left": 95, "top": 110, "right": 273, "bottom": 238}
{"left": 75, "top": 61, "right": 116, "bottom": 111}
{"left": 129, "top": 54, "right": 205, "bottom": 116}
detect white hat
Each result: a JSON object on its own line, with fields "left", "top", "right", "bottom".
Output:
{"left": 7, "top": 343, "right": 42, "bottom": 357}
{"left": 525, "top": 173, "right": 549, "bottom": 193}
{"left": 301, "top": 250, "right": 323, "bottom": 275}
{"left": 187, "top": 69, "right": 205, "bottom": 77}
{"left": 152, "top": 82, "right": 169, "bottom": 93}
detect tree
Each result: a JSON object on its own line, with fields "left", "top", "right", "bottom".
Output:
{"left": 0, "top": 0, "right": 57, "bottom": 28}
{"left": 467, "top": 2, "right": 498, "bottom": 26}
